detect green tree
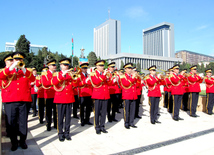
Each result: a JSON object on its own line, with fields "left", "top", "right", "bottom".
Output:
{"left": 0, "top": 51, "right": 12, "bottom": 68}
{"left": 136, "top": 62, "right": 141, "bottom": 72}
{"left": 73, "top": 56, "right": 79, "bottom": 67}
{"left": 88, "top": 51, "right": 97, "bottom": 67}
{"left": 15, "top": 35, "right": 30, "bottom": 54}
{"left": 104, "top": 60, "right": 108, "bottom": 69}
{"left": 120, "top": 60, "right": 124, "bottom": 69}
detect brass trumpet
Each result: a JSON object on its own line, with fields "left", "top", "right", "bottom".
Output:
{"left": 17, "top": 61, "right": 25, "bottom": 68}
{"left": 69, "top": 67, "right": 82, "bottom": 80}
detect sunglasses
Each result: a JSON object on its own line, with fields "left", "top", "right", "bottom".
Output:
{"left": 52, "top": 64, "right": 56, "bottom": 66}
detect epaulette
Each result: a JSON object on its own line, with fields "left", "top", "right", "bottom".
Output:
{"left": 143, "top": 75, "right": 150, "bottom": 80}
{"left": 53, "top": 72, "right": 58, "bottom": 77}
{"left": 169, "top": 74, "right": 174, "bottom": 78}
{"left": 36, "top": 75, "right": 41, "bottom": 80}
{"left": 119, "top": 74, "right": 125, "bottom": 79}
{"left": 90, "top": 72, "right": 95, "bottom": 76}
{"left": 41, "top": 71, "right": 47, "bottom": 76}
{"left": 26, "top": 68, "right": 33, "bottom": 72}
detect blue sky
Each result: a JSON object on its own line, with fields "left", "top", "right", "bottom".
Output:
{"left": 0, "top": 0, "right": 214, "bottom": 57}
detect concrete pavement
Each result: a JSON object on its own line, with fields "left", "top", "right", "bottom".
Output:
{"left": 2, "top": 101, "right": 214, "bottom": 155}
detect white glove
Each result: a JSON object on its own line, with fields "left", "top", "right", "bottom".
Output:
{"left": 103, "top": 70, "right": 107, "bottom": 75}
{"left": 62, "top": 70, "right": 69, "bottom": 76}
{"left": 85, "top": 77, "right": 90, "bottom": 83}
{"left": 9, "top": 61, "right": 18, "bottom": 71}
{"left": 113, "top": 78, "right": 116, "bottom": 83}
{"left": 21, "top": 67, "right": 26, "bottom": 74}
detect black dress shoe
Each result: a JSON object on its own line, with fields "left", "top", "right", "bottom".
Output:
{"left": 112, "top": 119, "right": 118, "bottom": 122}
{"left": 86, "top": 122, "right": 93, "bottom": 125}
{"left": 191, "top": 114, "right": 199, "bottom": 117}
{"left": 81, "top": 122, "right": 85, "bottom": 126}
{"left": 173, "top": 118, "right": 179, "bottom": 121}
{"left": 40, "top": 120, "right": 44, "bottom": 124}
{"left": 11, "top": 143, "right": 18, "bottom": 151}
{"left": 59, "top": 136, "right": 65, "bottom": 142}
{"left": 157, "top": 114, "right": 161, "bottom": 116}
{"left": 65, "top": 136, "right": 72, "bottom": 141}
{"left": 47, "top": 126, "right": 51, "bottom": 131}
{"left": 125, "top": 126, "right": 130, "bottom": 129}
{"left": 101, "top": 129, "right": 108, "bottom": 133}
{"left": 155, "top": 120, "right": 161, "bottom": 123}
{"left": 135, "top": 116, "right": 142, "bottom": 119}
{"left": 32, "top": 113, "right": 37, "bottom": 117}
{"left": 130, "top": 125, "right": 137, "bottom": 128}
{"left": 73, "top": 116, "right": 79, "bottom": 119}
{"left": 178, "top": 117, "right": 184, "bottom": 120}
{"left": 96, "top": 130, "right": 101, "bottom": 134}
{"left": 20, "top": 142, "right": 28, "bottom": 149}
{"left": 151, "top": 121, "right": 155, "bottom": 124}
{"left": 208, "top": 113, "right": 212, "bottom": 115}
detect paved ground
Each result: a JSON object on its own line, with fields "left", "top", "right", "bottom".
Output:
{"left": 1, "top": 100, "right": 214, "bottom": 155}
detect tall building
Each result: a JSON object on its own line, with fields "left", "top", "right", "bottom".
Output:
{"left": 175, "top": 50, "right": 214, "bottom": 64}
{"left": 143, "top": 22, "right": 174, "bottom": 57}
{"left": 94, "top": 19, "right": 121, "bottom": 58}
{"left": 5, "top": 40, "right": 48, "bottom": 55}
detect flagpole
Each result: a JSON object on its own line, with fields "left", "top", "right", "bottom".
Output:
{"left": 72, "top": 35, "right": 74, "bottom": 66}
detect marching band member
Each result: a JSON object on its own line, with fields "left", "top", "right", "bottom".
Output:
{"left": 187, "top": 65, "right": 203, "bottom": 117}
{"left": 120, "top": 63, "right": 138, "bottom": 129}
{"left": 36, "top": 66, "right": 48, "bottom": 124}
{"left": 144, "top": 65, "right": 163, "bottom": 124}
{"left": 135, "top": 69, "right": 142, "bottom": 119}
{"left": 29, "top": 67, "right": 38, "bottom": 117}
{"left": 163, "top": 70, "right": 170, "bottom": 108}
{"left": 107, "top": 62, "right": 120, "bottom": 122}
{"left": 41, "top": 59, "right": 57, "bottom": 131}
{"left": 169, "top": 64, "right": 185, "bottom": 121}
{"left": 70, "top": 66, "right": 79, "bottom": 119}
{"left": 1, "top": 54, "right": 14, "bottom": 138}
{"left": 90, "top": 60, "right": 110, "bottom": 134}
{"left": 77, "top": 63, "right": 93, "bottom": 126}
{"left": 0, "top": 52, "right": 35, "bottom": 151}
{"left": 204, "top": 68, "right": 214, "bottom": 115}
{"left": 167, "top": 68, "right": 173, "bottom": 113}
{"left": 118, "top": 69, "right": 124, "bottom": 109}
{"left": 181, "top": 69, "right": 189, "bottom": 111}
{"left": 52, "top": 58, "right": 74, "bottom": 141}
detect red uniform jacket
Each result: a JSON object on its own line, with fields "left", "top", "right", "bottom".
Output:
{"left": 108, "top": 73, "right": 121, "bottom": 94}
{"left": 169, "top": 73, "right": 184, "bottom": 95}
{"left": 90, "top": 70, "right": 110, "bottom": 100}
{"left": 0, "top": 67, "right": 35, "bottom": 102}
{"left": 41, "top": 70, "right": 55, "bottom": 99}
{"left": 77, "top": 72, "right": 93, "bottom": 97}
{"left": 136, "top": 77, "right": 142, "bottom": 96}
{"left": 120, "top": 73, "right": 137, "bottom": 100}
{"left": 163, "top": 76, "right": 172, "bottom": 92}
{"left": 52, "top": 71, "right": 75, "bottom": 104}
{"left": 204, "top": 76, "right": 214, "bottom": 93}
{"left": 145, "top": 75, "right": 163, "bottom": 97}
{"left": 187, "top": 72, "right": 203, "bottom": 92}
{"left": 30, "top": 75, "right": 37, "bottom": 95}
{"left": 181, "top": 76, "right": 189, "bottom": 93}
{"left": 35, "top": 76, "right": 45, "bottom": 98}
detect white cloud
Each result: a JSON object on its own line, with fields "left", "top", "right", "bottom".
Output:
{"left": 126, "top": 6, "right": 148, "bottom": 19}
{"left": 195, "top": 25, "right": 208, "bottom": 31}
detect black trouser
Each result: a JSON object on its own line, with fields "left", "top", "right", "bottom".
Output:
{"left": 73, "top": 95, "right": 79, "bottom": 117}
{"left": 124, "top": 99, "right": 136, "bottom": 127}
{"left": 164, "top": 91, "right": 169, "bottom": 108}
{"left": 31, "top": 94, "right": 37, "bottom": 115}
{"left": 38, "top": 98, "right": 45, "bottom": 122}
{"left": 172, "top": 95, "right": 183, "bottom": 119}
{"left": 182, "top": 93, "right": 189, "bottom": 110}
{"left": 4, "top": 102, "right": 28, "bottom": 145}
{"left": 168, "top": 92, "right": 173, "bottom": 113}
{"left": 80, "top": 96, "right": 92, "bottom": 123}
{"left": 206, "top": 93, "right": 214, "bottom": 114}
{"left": 46, "top": 98, "right": 57, "bottom": 128}
{"left": 56, "top": 103, "right": 72, "bottom": 137}
{"left": 149, "top": 97, "right": 160, "bottom": 123}
{"left": 94, "top": 99, "right": 108, "bottom": 132}
{"left": 107, "top": 94, "right": 119, "bottom": 121}
{"left": 135, "top": 95, "right": 141, "bottom": 117}
{"left": 3, "top": 103, "right": 10, "bottom": 136}
{"left": 189, "top": 92, "right": 199, "bottom": 116}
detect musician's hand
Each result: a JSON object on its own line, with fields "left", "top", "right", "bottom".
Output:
{"left": 21, "top": 66, "right": 26, "bottom": 74}
{"left": 113, "top": 78, "right": 116, "bottom": 83}
{"left": 103, "top": 69, "right": 107, "bottom": 76}
{"left": 9, "top": 61, "right": 18, "bottom": 71}
{"left": 85, "top": 77, "right": 90, "bottom": 83}
{"left": 62, "top": 70, "right": 69, "bottom": 76}
{"left": 180, "top": 71, "right": 185, "bottom": 75}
